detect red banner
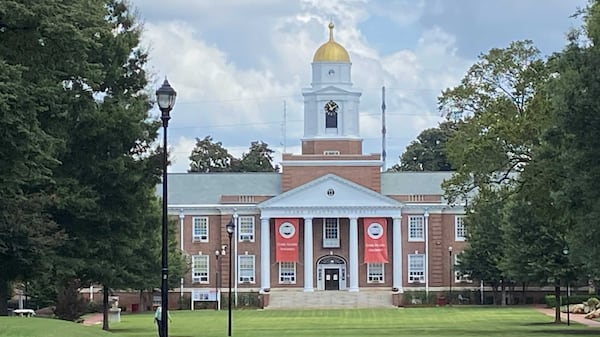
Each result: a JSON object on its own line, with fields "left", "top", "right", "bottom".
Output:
{"left": 363, "top": 218, "right": 388, "bottom": 263}
{"left": 275, "top": 218, "right": 299, "bottom": 262}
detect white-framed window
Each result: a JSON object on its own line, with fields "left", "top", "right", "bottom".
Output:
{"left": 279, "top": 262, "right": 296, "bottom": 284}
{"left": 455, "top": 216, "right": 466, "bottom": 241}
{"left": 367, "top": 263, "right": 384, "bottom": 283}
{"left": 323, "top": 218, "right": 340, "bottom": 248}
{"left": 408, "top": 254, "right": 425, "bottom": 283}
{"left": 192, "top": 217, "right": 209, "bottom": 242}
{"left": 454, "top": 254, "right": 473, "bottom": 283}
{"left": 408, "top": 216, "right": 425, "bottom": 241}
{"left": 238, "top": 216, "right": 255, "bottom": 242}
{"left": 191, "top": 255, "right": 209, "bottom": 284}
{"left": 238, "top": 255, "right": 255, "bottom": 283}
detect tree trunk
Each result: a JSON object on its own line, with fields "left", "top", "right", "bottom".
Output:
{"left": 501, "top": 282, "right": 507, "bottom": 306}
{"left": 521, "top": 282, "right": 527, "bottom": 305}
{"left": 554, "top": 284, "right": 561, "bottom": 323}
{"left": 0, "top": 278, "right": 9, "bottom": 316}
{"left": 492, "top": 284, "right": 498, "bottom": 305}
{"left": 102, "top": 286, "right": 109, "bottom": 331}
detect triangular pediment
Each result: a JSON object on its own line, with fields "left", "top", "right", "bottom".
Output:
{"left": 259, "top": 174, "right": 400, "bottom": 209}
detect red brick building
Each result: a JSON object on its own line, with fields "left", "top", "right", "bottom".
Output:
{"left": 166, "top": 23, "right": 472, "bottom": 308}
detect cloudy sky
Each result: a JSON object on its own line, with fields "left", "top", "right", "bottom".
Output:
{"left": 130, "top": 0, "right": 586, "bottom": 173}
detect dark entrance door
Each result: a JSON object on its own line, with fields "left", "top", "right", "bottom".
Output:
{"left": 324, "top": 268, "right": 339, "bottom": 290}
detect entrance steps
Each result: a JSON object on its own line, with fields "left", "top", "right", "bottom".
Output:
{"left": 266, "top": 289, "right": 394, "bottom": 309}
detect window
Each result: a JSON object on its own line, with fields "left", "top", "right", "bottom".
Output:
{"left": 408, "top": 216, "right": 424, "bottom": 241}
{"left": 367, "top": 263, "right": 384, "bottom": 283}
{"left": 323, "top": 218, "right": 340, "bottom": 248}
{"left": 279, "top": 262, "right": 296, "bottom": 284}
{"left": 238, "top": 255, "right": 255, "bottom": 283}
{"left": 408, "top": 254, "right": 425, "bottom": 283}
{"left": 455, "top": 216, "right": 466, "bottom": 241}
{"left": 192, "top": 217, "right": 209, "bottom": 242}
{"left": 191, "top": 255, "right": 209, "bottom": 283}
{"left": 454, "top": 254, "right": 473, "bottom": 283}
{"left": 238, "top": 216, "right": 255, "bottom": 242}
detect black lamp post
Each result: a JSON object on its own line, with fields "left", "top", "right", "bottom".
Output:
{"left": 226, "top": 219, "right": 236, "bottom": 336}
{"left": 449, "top": 246, "right": 453, "bottom": 305}
{"left": 563, "top": 247, "right": 570, "bottom": 326}
{"left": 215, "top": 245, "right": 226, "bottom": 311}
{"left": 156, "top": 78, "right": 177, "bottom": 337}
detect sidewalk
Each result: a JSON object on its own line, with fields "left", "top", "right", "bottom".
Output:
{"left": 535, "top": 307, "right": 600, "bottom": 327}
{"left": 82, "top": 313, "right": 104, "bottom": 326}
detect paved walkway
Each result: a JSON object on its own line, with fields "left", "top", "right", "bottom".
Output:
{"left": 535, "top": 307, "right": 600, "bottom": 327}
{"left": 82, "top": 313, "right": 104, "bottom": 326}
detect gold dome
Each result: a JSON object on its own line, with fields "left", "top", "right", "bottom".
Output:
{"left": 313, "top": 22, "right": 350, "bottom": 63}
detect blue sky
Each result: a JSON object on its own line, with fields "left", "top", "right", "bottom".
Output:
{"left": 129, "top": 0, "right": 587, "bottom": 172}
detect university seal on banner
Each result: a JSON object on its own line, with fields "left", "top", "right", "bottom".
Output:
{"left": 367, "top": 222, "right": 384, "bottom": 240}
{"left": 279, "top": 222, "right": 296, "bottom": 239}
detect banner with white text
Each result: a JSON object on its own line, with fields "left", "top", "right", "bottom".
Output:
{"left": 275, "top": 218, "right": 299, "bottom": 262}
{"left": 363, "top": 218, "right": 388, "bottom": 263}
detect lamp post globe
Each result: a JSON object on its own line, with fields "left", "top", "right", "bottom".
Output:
{"left": 226, "top": 219, "right": 235, "bottom": 336}
{"left": 156, "top": 78, "right": 176, "bottom": 337}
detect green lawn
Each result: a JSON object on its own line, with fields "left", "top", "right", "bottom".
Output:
{"left": 1, "top": 307, "right": 596, "bottom": 337}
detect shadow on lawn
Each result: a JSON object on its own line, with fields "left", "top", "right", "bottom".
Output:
{"left": 521, "top": 322, "right": 600, "bottom": 335}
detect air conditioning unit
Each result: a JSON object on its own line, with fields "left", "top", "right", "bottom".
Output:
{"left": 239, "top": 276, "right": 253, "bottom": 283}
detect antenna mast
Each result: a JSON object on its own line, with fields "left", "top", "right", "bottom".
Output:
{"left": 282, "top": 100, "right": 287, "bottom": 153}
{"left": 381, "top": 86, "right": 387, "bottom": 171}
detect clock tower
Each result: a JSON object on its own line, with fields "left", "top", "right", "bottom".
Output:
{"left": 281, "top": 23, "right": 382, "bottom": 192}
{"left": 301, "top": 22, "right": 362, "bottom": 155}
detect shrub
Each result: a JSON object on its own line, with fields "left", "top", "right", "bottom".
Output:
{"left": 586, "top": 297, "right": 600, "bottom": 310}
{"left": 54, "top": 280, "right": 87, "bottom": 321}
{"left": 544, "top": 295, "right": 590, "bottom": 308}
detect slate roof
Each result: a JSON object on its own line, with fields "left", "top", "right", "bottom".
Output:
{"left": 160, "top": 171, "right": 454, "bottom": 205}
{"left": 380, "top": 171, "right": 453, "bottom": 196}
{"left": 160, "top": 172, "right": 281, "bottom": 205}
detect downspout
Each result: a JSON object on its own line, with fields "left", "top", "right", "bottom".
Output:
{"left": 179, "top": 209, "right": 185, "bottom": 302}
{"left": 424, "top": 209, "right": 430, "bottom": 301}
{"left": 233, "top": 209, "right": 239, "bottom": 307}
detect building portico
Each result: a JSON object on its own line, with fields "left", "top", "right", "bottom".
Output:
{"left": 258, "top": 174, "right": 403, "bottom": 293}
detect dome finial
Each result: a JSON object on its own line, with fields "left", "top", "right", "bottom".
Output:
{"left": 312, "top": 21, "right": 350, "bottom": 62}
{"left": 328, "top": 22, "right": 335, "bottom": 41}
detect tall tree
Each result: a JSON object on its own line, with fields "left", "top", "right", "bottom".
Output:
{"left": 544, "top": 0, "right": 600, "bottom": 281}
{"left": 455, "top": 188, "right": 507, "bottom": 305}
{"left": 390, "top": 121, "right": 457, "bottom": 172}
{"left": 234, "top": 141, "right": 279, "bottom": 172}
{"left": 0, "top": 0, "right": 99, "bottom": 315}
{"left": 439, "top": 40, "right": 550, "bottom": 204}
{"left": 188, "top": 136, "right": 234, "bottom": 172}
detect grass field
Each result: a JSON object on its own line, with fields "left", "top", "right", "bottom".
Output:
{"left": 0, "top": 307, "right": 596, "bottom": 337}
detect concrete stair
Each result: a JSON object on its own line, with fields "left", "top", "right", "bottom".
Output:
{"left": 266, "top": 289, "right": 394, "bottom": 309}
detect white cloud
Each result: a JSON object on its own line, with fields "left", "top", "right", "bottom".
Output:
{"left": 132, "top": 0, "right": 582, "bottom": 172}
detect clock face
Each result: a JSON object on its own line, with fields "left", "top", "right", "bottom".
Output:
{"left": 324, "top": 100, "right": 339, "bottom": 116}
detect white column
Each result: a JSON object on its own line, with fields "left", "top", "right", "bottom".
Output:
{"left": 304, "top": 217, "right": 314, "bottom": 292}
{"left": 260, "top": 217, "right": 271, "bottom": 290}
{"left": 424, "top": 210, "right": 430, "bottom": 297}
{"left": 392, "top": 216, "right": 402, "bottom": 291}
{"left": 349, "top": 217, "right": 359, "bottom": 292}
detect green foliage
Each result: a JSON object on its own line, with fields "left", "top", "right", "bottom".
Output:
{"left": 189, "top": 136, "right": 235, "bottom": 172}
{"left": 189, "top": 137, "right": 279, "bottom": 173}
{"left": 234, "top": 141, "right": 279, "bottom": 172}
{"left": 390, "top": 121, "right": 457, "bottom": 172}
{"left": 544, "top": 295, "right": 591, "bottom": 308}
{"left": 439, "top": 40, "right": 550, "bottom": 204}
{"left": 54, "top": 279, "right": 87, "bottom": 322}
